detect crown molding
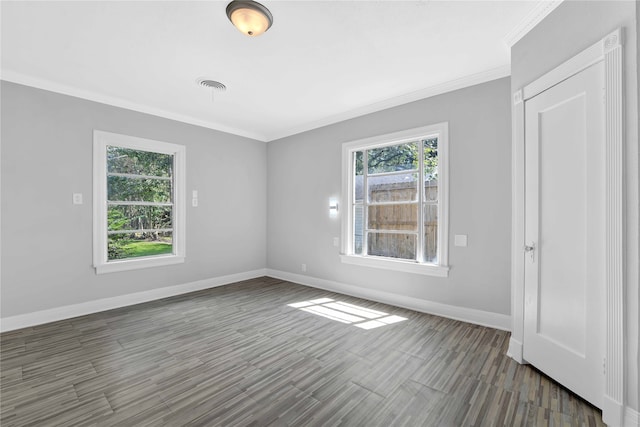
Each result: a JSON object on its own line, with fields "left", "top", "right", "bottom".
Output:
{"left": 503, "top": 0, "right": 564, "bottom": 47}
{"left": 3, "top": 64, "right": 510, "bottom": 144}
{"left": 0, "top": 69, "right": 270, "bottom": 142}
{"left": 265, "top": 64, "right": 511, "bottom": 142}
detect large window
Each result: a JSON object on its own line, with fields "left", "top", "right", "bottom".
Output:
{"left": 93, "top": 131, "right": 185, "bottom": 274}
{"left": 341, "top": 123, "right": 449, "bottom": 277}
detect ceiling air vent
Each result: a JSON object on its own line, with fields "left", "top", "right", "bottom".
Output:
{"left": 197, "top": 79, "right": 227, "bottom": 91}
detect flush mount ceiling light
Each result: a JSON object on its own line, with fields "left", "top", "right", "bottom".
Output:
{"left": 226, "top": 0, "right": 273, "bottom": 37}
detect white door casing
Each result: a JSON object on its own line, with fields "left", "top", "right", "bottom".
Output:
{"left": 509, "top": 28, "right": 625, "bottom": 426}
{"left": 523, "top": 61, "right": 605, "bottom": 408}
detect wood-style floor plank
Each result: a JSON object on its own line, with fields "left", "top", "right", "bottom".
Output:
{"left": 1, "top": 277, "right": 605, "bottom": 426}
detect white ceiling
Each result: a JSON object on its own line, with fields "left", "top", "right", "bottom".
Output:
{"left": 1, "top": 1, "right": 560, "bottom": 142}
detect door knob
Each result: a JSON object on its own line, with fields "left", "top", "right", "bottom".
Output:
{"left": 524, "top": 242, "right": 536, "bottom": 261}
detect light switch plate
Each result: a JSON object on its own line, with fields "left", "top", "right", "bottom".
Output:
{"left": 454, "top": 234, "right": 468, "bottom": 247}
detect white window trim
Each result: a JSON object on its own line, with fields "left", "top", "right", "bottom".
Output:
{"left": 340, "top": 123, "right": 449, "bottom": 277}
{"left": 93, "top": 130, "right": 186, "bottom": 274}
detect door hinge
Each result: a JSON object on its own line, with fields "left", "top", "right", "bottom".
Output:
{"left": 603, "top": 357, "right": 606, "bottom": 375}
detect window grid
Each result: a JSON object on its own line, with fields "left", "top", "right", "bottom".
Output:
{"left": 341, "top": 123, "right": 448, "bottom": 276}
{"left": 105, "top": 152, "right": 175, "bottom": 240}
{"left": 93, "top": 130, "right": 186, "bottom": 274}
{"left": 356, "top": 139, "right": 437, "bottom": 264}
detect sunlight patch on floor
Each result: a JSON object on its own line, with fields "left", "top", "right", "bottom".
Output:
{"left": 287, "top": 298, "right": 407, "bottom": 329}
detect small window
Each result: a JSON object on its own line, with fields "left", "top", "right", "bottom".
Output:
{"left": 93, "top": 131, "right": 185, "bottom": 274}
{"left": 341, "top": 123, "right": 449, "bottom": 277}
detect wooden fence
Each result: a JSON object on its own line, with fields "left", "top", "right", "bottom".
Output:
{"left": 355, "top": 180, "right": 437, "bottom": 262}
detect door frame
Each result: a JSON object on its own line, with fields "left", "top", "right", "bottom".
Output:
{"left": 509, "top": 28, "right": 625, "bottom": 426}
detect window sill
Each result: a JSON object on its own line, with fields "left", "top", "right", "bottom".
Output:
{"left": 340, "top": 254, "right": 449, "bottom": 277}
{"left": 95, "top": 255, "right": 184, "bottom": 274}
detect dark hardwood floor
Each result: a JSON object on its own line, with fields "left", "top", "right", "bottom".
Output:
{"left": 1, "top": 277, "right": 605, "bottom": 426}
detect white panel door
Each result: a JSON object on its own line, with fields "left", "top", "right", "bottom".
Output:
{"left": 523, "top": 61, "right": 605, "bottom": 408}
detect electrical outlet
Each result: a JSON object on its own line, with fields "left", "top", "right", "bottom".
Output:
{"left": 454, "top": 234, "right": 468, "bottom": 247}
{"left": 333, "top": 237, "right": 339, "bottom": 247}
{"left": 301, "top": 263, "right": 307, "bottom": 272}
{"left": 72, "top": 193, "right": 83, "bottom": 205}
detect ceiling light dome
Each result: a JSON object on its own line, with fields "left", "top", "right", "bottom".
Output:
{"left": 226, "top": 1, "right": 273, "bottom": 37}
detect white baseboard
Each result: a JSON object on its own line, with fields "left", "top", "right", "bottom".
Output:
{"left": 507, "top": 338, "right": 526, "bottom": 364}
{"left": 624, "top": 406, "right": 640, "bottom": 427}
{"left": 266, "top": 269, "right": 511, "bottom": 331}
{"left": 603, "top": 395, "right": 625, "bottom": 427}
{"left": 0, "top": 269, "right": 268, "bottom": 333}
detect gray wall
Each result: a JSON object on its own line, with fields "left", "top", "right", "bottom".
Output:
{"left": 511, "top": 0, "right": 639, "bottom": 412}
{"left": 1, "top": 81, "right": 267, "bottom": 317}
{"left": 267, "top": 77, "right": 512, "bottom": 315}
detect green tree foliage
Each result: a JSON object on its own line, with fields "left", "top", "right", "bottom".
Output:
{"left": 355, "top": 138, "right": 438, "bottom": 179}
{"left": 107, "top": 209, "right": 130, "bottom": 260}
{"left": 107, "top": 147, "right": 172, "bottom": 176}
{"left": 106, "top": 146, "right": 174, "bottom": 260}
{"left": 107, "top": 206, "right": 172, "bottom": 234}
{"left": 423, "top": 138, "right": 438, "bottom": 180}
{"left": 368, "top": 142, "right": 418, "bottom": 173}
{"left": 108, "top": 176, "right": 171, "bottom": 203}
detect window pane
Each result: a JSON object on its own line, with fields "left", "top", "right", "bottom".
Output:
{"left": 424, "top": 137, "right": 438, "bottom": 201}
{"left": 423, "top": 138, "right": 438, "bottom": 180}
{"left": 108, "top": 205, "right": 172, "bottom": 232}
{"left": 425, "top": 179, "right": 438, "bottom": 202}
{"left": 108, "top": 231, "right": 173, "bottom": 261}
{"left": 354, "top": 150, "right": 364, "bottom": 202}
{"left": 424, "top": 203, "right": 438, "bottom": 264}
{"left": 107, "top": 146, "right": 173, "bottom": 177}
{"left": 355, "top": 175, "right": 364, "bottom": 202}
{"left": 367, "top": 233, "right": 416, "bottom": 260}
{"left": 354, "top": 151, "right": 363, "bottom": 176}
{"left": 353, "top": 204, "right": 364, "bottom": 255}
{"left": 368, "top": 172, "right": 418, "bottom": 203}
{"left": 368, "top": 204, "right": 417, "bottom": 231}
{"left": 367, "top": 142, "right": 418, "bottom": 174}
{"left": 108, "top": 176, "right": 172, "bottom": 203}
